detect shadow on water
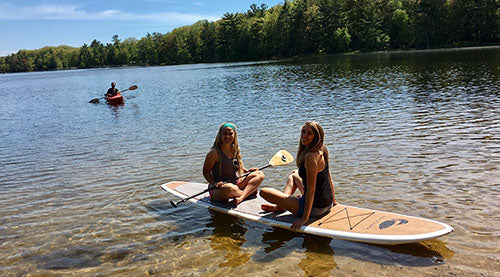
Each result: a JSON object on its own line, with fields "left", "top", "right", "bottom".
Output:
{"left": 206, "top": 210, "right": 252, "bottom": 268}
{"left": 25, "top": 245, "right": 104, "bottom": 270}
{"left": 24, "top": 243, "right": 135, "bottom": 271}
{"left": 145, "top": 200, "right": 213, "bottom": 242}
{"left": 254, "top": 227, "right": 337, "bottom": 275}
{"left": 255, "top": 225, "right": 454, "bottom": 267}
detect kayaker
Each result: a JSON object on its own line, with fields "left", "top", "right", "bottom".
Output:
{"left": 105, "top": 82, "right": 120, "bottom": 97}
{"left": 202, "top": 122, "right": 265, "bottom": 206}
{"left": 259, "top": 121, "right": 337, "bottom": 229}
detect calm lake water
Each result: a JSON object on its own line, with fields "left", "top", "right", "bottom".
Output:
{"left": 1, "top": 46, "right": 499, "bottom": 276}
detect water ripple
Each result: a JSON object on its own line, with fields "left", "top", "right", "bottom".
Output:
{"left": 1, "top": 48, "right": 499, "bottom": 276}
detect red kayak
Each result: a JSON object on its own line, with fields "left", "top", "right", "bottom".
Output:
{"left": 105, "top": 93, "right": 124, "bottom": 104}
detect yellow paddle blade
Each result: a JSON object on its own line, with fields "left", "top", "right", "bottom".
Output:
{"left": 269, "top": 150, "right": 294, "bottom": 166}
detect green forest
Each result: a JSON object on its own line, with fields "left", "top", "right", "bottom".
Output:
{"left": 1, "top": 0, "right": 499, "bottom": 73}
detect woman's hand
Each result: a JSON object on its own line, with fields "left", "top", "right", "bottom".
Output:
{"left": 209, "top": 181, "right": 224, "bottom": 189}
{"left": 244, "top": 168, "right": 258, "bottom": 173}
{"left": 291, "top": 217, "right": 308, "bottom": 230}
{"left": 215, "top": 181, "right": 224, "bottom": 188}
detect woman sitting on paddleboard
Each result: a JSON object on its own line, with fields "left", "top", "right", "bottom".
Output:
{"left": 203, "top": 122, "right": 265, "bottom": 206}
{"left": 260, "top": 121, "right": 337, "bottom": 229}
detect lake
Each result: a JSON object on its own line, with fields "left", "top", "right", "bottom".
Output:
{"left": 0, "top": 46, "right": 499, "bottom": 276}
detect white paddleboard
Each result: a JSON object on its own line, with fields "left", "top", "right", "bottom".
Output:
{"left": 161, "top": 181, "right": 453, "bottom": 245}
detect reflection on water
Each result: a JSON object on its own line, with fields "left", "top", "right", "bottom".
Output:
{"left": 207, "top": 210, "right": 251, "bottom": 268}
{"left": 206, "top": 210, "right": 338, "bottom": 275}
{"left": 257, "top": 225, "right": 452, "bottom": 268}
{"left": 379, "top": 239, "right": 454, "bottom": 265}
{"left": 0, "top": 47, "right": 499, "bottom": 276}
{"left": 300, "top": 236, "right": 336, "bottom": 277}
{"left": 258, "top": 227, "right": 337, "bottom": 276}
{"left": 203, "top": 208, "right": 453, "bottom": 275}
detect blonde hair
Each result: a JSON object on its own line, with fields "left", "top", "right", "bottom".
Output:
{"left": 212, "top": 122, "right": 244, "bottom": 176}
{"left": 296, "top": 121, "right": 329, "bottom": 168}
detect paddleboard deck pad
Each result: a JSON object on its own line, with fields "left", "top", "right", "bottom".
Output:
{"left": 161, "top": 181, "right": 453, "bottom": 245}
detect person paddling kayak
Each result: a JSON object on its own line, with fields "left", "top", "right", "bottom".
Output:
{"left": 105, "top": 82, "right": 120, "bottom": 97}
{"left": 89, "top": 83, "right": 137, "bottom": 104}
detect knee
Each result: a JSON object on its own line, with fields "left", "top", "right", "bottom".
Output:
{"left": 227, "top": 185, "right": 242, "bottom": 196}
{"left": 222, "top": 183, "right": 238, "bottom": 191}
{"left": 259, "top": 187, "right": 274, "bottom": 199}
{"left": 256, "top": 170, "right": 265, "bottom": 181}
{"left": 259, "top": 188, "right": 269, "bottom": 199}
{"left": 250, "top": 170, "right": 265, "bottom": 182}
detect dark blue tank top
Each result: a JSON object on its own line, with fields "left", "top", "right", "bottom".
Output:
{"left": 298, "top": 158, "right": 333, "bottom": 208}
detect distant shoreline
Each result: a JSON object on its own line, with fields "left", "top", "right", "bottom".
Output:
{"left": 2, "top": 44, "right": 500, "bottom": 74}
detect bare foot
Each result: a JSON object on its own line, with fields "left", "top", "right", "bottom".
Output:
{"left": 261, "top": 204, "right": 285, "bottom": 213}
{"left": 233, "top": 190, "right": 258, "bottom": 206}
{"left": 233, "top": 196, "right": 244, "bottom": 207}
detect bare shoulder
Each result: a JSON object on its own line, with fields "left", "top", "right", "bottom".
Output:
{"left": 305, "top": 149, "right": 323, "bottom": 159}
{"left": 304, "top": 151, "right": 320, "bottom": 165}
{"left": 205, "top": 147, "right": 220, "bottom": 161}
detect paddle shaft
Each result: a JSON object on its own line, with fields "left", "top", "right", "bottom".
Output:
{"left": 170, "top": 163, "right": 271, "bottom": 207}
{"left": 238, "top": 163, "right": 271, "bottom": 180}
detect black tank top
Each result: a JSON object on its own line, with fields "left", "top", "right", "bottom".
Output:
{"left": 298, "top": 157, "right": 333, "bottom": 208}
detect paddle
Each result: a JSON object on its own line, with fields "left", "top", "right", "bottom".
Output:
{"left": 89, "top": 85, "right": 138, "bottom": 103}
{"left": 170, "top": 150, "right": 294, "bottom": 208}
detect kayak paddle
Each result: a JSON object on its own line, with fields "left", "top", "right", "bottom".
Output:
{"left": 170, "top": 150, "right": 294, "bottom": 207}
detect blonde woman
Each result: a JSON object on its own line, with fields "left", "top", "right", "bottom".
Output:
{"left": 203, "top": 123, "right": 265, "bottom": 206}
{"left": 260, "top": 121, "right": 337, "bottom": 229}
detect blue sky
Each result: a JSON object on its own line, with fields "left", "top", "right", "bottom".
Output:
{"left": 0, "top": 0, "right": 283, "bottom": 56}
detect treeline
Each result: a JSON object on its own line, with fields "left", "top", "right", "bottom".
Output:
{"left": 1, "top": 0, "right": 499, "bottom": 73}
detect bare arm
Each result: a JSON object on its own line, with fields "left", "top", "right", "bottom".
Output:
{"left": 202, "top": 149, "right": 219, "bottom": 187}
{"left": 327, "top": 169, "right": 337, "bottom": 205}
{"left": 291, "top": 152, "right": 319, "bottom": 229}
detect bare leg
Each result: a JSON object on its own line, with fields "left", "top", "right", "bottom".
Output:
{"left": 234, "top": 171, "right": 265, "bottom": 206}
{"left": 261, "top": 202, "right": 285, "bottom": 212}
{"left": 261, "top": 170, "right": 302, "bottom": 212}
{"left": 210, "top": 183, "right": 242, "bottom": 202}
{"left": 259, "top": 188, "right": 299, "bottom": 215}
{"left": 284, "top": 170, "right": 303, "bottom": 195}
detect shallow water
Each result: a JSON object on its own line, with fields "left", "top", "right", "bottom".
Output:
{"left": 0, "top": 47, "right": 499, "bottom": 276}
